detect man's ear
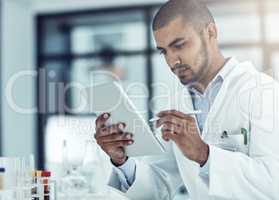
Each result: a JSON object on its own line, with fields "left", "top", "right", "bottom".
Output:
{"left": 207, "top": 23, "right": 217, "bottom": 40}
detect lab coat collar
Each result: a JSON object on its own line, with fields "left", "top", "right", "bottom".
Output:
{"left": 188, "top": 57, "right": 239, "bottom": 96}
{"left": 217, "top": 57, "right": 239, "bottom": 80}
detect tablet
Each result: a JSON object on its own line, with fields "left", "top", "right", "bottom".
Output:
{"left": 90, "top": 81, "right": 165, "bottom": 157}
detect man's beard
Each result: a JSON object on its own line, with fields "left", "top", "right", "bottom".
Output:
{"left": 177, "top": 37, "right": 209, "bottom": 86}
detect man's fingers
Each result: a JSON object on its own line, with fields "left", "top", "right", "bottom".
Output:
{"left": 95, "top": 113, "right": 110, "bottom": 130}
{"left": 156, "top": 115, "right": 182, "bottom": 128}
{"left": 161, "top": 130, "right": 179, "bottom": 142}
{"left": 99, "top": 132, "right": 133, "bottom": 143}
{"left": 103, "top": 140, "right": 134, "bottom": 149}
{"left": 95, "top": 122, "right": 126, "bottom": 138}
{"left": 161, "top": 123, "right": 182, "bottom": 134}
{"left": 100, "top": 123, "right": 126, "bottom": 136}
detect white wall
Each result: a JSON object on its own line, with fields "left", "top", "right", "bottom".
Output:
{"left": 1, "top": 0, "right": 36, "bottom": 157}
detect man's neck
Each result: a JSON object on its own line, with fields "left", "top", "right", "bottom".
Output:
{"left": 192, "top": 54, "right": 226, "bottom": 94}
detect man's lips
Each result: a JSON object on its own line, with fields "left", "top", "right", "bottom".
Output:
{"left": 174, "top": 67, "right": 191, "bottom": 77}
{"left": 172, "top": 64, "right": 191, "bottom": 75}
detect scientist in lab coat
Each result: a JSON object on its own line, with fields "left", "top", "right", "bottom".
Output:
{"left": 94, "top": 0, "right": 279, "bottom": 199}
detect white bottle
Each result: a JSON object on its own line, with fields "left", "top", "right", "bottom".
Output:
{"left": 61, "top": 140, "right": 70, "bottom": 177}
{"left": 81, "top": 140, "right": 106, "bottom": 194}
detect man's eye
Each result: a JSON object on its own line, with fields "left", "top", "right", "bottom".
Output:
{"left": 159, "top": 50, "right": 166, "bottom": 55}
{"left": 174, "top": 43, "right": 185, "bottom": 49}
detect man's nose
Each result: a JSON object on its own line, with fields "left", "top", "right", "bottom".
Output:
{"left": 170, "top": 59, "right": 181, "bottom": 71}
{"left": 165, "top": 52, "right": 181, "bottom": 69}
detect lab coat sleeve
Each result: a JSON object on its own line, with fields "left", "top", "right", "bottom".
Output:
{"left": 108, "top": 151, "right": 183, "bottom": 200}
{"left": 108, "top": 158, "right": 136, "bottom": 192}
{"left": 117, "top": 158, "right": 136, "bottom": 186}
{"left": 199, "top": 154, "right": 210, "bottom": 178}
{"left": 208, "top": 78, "right": 279, "bottom": 200}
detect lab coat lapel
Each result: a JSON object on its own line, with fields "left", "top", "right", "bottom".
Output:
{"left": 201, "top": 59, "right": 240, "bottom": 140}
{"left": 202, "top": 61, "right": 255, "bottom": 142}
{"left": 201, "top": 78, "right": 229, "bottom": 140}
{"left": 171, "top": 89, "right": 208, "bottom": 199}
{"left": 172, "top": 59, "right": 239, "bottom": 199}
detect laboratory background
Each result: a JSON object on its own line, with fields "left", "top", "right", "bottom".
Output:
{"left": 0, "top": 0, "right": 279, "bottom": 199}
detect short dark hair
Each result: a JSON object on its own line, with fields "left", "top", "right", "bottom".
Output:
{"left": 152, "top": 0, "right": 215, "bottom": 32}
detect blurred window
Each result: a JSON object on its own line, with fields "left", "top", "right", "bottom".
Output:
{"left": 37, "top": 6, "right": 156, "bottom": 169}
{"left": 71, "top": 12, "right": 146, "bottom": 53}
{"left": 70, "top": 55, "right": 148, "bottom": 118}
{"left": 266, "top": 1, "right": 279, "bottom": 42}
{"left": 222, "top": 48, "right": 263, "bottom": 71}
{"left": 209, "top": 1, "right": 260, "bottom": 43}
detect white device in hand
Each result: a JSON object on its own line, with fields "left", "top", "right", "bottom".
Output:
{"left": 90, "top": 81, "right": 165, "bottom": 157}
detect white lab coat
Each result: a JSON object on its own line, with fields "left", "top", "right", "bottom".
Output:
{"left": 108, "top": 60, "right": 279, "bottom": 200}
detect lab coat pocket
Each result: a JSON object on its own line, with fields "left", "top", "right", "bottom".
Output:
{"left": 215, "top": 134, "right": 249, "bottom": 154}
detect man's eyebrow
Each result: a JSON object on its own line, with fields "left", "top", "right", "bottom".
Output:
{"left": 168, "top": 38, "right": 185, "bottom": 47}
{"left": 156, "top": 37, "right": 185, "bottom": 51}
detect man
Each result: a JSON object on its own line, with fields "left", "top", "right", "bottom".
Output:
{"left": 94, "top": 0, "right": 279, "bottom": 199}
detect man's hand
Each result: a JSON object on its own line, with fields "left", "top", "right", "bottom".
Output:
{"left": 94, "top": 113, "right": 134, "bottom": 166}
{"left": 156, "top": 110, "right": 209, "bottom": 166}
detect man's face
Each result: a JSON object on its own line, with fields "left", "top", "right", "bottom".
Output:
{"left": 154, "top": 16, "right": 211, "bottom": 86}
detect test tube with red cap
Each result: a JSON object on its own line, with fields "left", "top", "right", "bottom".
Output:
{"left": 42, "top": 171, "right": 51, "bottom": 200}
